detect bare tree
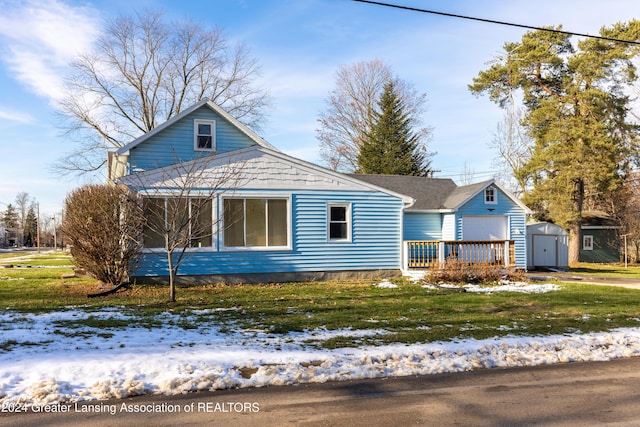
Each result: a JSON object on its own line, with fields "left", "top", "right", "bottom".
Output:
{"left": 489, "top": 107, "right": 534, "bottom": 197}
{"left": 57, "top": 9, "right": 270, "bottom": 174}
{"left": 317, "top": 59, "right": 432, "bottom": 172}
{"left": 61, "top": 184, "right": 145, "bottom": 293}
{"left": 122, "top": 154, "right": 246, "bottom": 302}
{"left": 14, "top": 192, "right": 34, "bottom": 246}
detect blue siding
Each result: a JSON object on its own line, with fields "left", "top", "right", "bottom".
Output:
{"left": 133, "top": 190, "right": 404, "bottom": 277}
{"left": 403, "top": 212, "right": 442, "bottom": 241}
{"left": 455, "top": 187, "right": 527, "bottom": 269}
{"left": 129, "top": 108, "right": 256, "bottom": 172}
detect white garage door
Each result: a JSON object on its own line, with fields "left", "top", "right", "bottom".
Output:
{"left": 462, "top": 216, "right": 508, "bottom": 240}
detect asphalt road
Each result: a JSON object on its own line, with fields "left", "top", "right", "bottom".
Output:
{"left": 3, "top": 356, "right": 640, "bottom": 427}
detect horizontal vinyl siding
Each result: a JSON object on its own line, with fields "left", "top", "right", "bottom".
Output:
{"left": 129, "top": 109, "right": 256, "bottom": 172}
{"left": 134, "top": 190, "right": 403, "bottom": 277}
{"left": 456, "top": 188, "right": 527, "bottom": 269}
{"left": 403, "top": 212, "right": 442, "bottom": 241}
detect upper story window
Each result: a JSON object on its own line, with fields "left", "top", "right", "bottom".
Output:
{"left": 328, "top": 203, "right": 351, "bottom": 242}
{"left": 484, "top": 186, "right": 497, "bottom": 204}
{"left": 194, "top": 119, "right": 216, "bottom": 151}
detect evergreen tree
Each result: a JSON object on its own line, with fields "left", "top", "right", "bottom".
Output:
{"left": 2, "top": 204, "right": 19, "bottom": 228}
{"left": 23, "top": 207, "right": 37, "bottom": 247}
{"left": 357, "top": 81, "right": 430, "bottom": 176}
{"left": 470, "top": 21, "right": 640, "bottom": 262}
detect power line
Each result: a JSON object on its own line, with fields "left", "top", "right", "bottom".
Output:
{"left": 352, "top": 0, "right": 640, "bottom": 46}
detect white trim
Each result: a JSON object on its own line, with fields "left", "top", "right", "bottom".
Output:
{"left": 194, "top": 119, "right": 216, "bottom": 152}
{"left": 219, "top": 195, "right": 292, "bottom": 251}
{"left": 583, "top": 235, "right": 594, "bottom": 251}
{"left": 327, "top": 202, "right": 352, "bottom": 243}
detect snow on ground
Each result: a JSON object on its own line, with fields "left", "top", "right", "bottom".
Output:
{"left": 1, "top": 281, "right": 639, "bottom": 406}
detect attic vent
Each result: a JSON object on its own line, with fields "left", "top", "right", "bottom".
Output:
{"left": 194, "top": 119, "right": 216, "bottom": 151}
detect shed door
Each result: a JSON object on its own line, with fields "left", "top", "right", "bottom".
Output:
{"left": 533, "top": 235, "right": 557, "bottom": 267}
{"left": 462, "top": 216, "right": 508, "bottom": 240}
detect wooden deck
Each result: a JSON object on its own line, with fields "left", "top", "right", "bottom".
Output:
{"left": 404, "top": 240, "right": 515, "bottom": 269}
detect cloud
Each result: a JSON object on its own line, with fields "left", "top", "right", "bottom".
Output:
{"left": 0, "top": 0, "right": 101, "bottom": 102}
{"left": 0, "top": 108, "right": 34, "bottom": 124}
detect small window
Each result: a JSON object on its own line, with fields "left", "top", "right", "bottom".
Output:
{"left": 485, "top": 186, "right": 497, "bottom": 204}
{"left": 194, "top": 119, "right": 215, "bottom": 151}
{"left": 583, "top": 235, "right": 594, "bottom": 251}
{"left": 328, "top": 203, "right": 351, "bottom": 241}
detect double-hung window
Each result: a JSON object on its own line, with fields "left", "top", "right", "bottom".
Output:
{"left": 223, "top": 198, "right": 289, "bottom": 249}
{"left": 328, "top": 203, "right": 351, "bottom": 241}
{"left": 194, "top": 119, "right": 215, "bottom": 151}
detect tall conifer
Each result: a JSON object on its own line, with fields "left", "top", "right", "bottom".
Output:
{"left": 357, "top": 81, "right": 429, "bottom": 176}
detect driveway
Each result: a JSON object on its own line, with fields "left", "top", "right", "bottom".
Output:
{"left": 528, "top": 271, "right": 640, "bottom": 290}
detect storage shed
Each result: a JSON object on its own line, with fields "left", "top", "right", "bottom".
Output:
{"left": 527, "top": 222, "right": 569, "bottom": 270}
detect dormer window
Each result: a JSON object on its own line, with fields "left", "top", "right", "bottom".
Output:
{"left": 485, "top": 186, "right": 497, "bottom": 204}
{"left": 194, "top": 119, "right": 215, "bottom": 151}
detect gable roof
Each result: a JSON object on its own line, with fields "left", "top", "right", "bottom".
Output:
{"left": 115, "top": 99, "right": 277, "bottom": 155}
{"left": 350, "top": 174, "right": 531, "bottom": 213}
{"left": 120, "top": 145, "right": 415, "bottom": 205}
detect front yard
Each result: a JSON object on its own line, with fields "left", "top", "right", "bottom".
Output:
{"left": 3, "top": 252, "right": 640, "bottom": 404}
{"left": 3, "top": 253, "right": 640, "bottom": 347}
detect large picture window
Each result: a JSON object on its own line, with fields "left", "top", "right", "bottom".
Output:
{"left": 143, "top": 197, "right": 213, "bottom": 248}
{"left": 223, "top": 198, "right": 289, "bottom": 248}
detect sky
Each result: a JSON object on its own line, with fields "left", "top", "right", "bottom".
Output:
{"left": 0, "top": 0, "right": 639, "bottom": 216}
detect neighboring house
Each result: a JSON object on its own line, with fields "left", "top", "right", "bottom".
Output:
{"left": 580, "top": 211, "right": 621, "bottom": 263}
{"left": 110, "top": 99, "right": 530, "bottom": 284}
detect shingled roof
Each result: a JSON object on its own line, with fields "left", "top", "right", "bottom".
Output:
{"left": 349, "top": 174, "right": 494, "bottom": 211}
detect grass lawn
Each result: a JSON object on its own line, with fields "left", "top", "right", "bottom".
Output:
{"left": 2, "top": 253, "right": 640, "bottom": 348}
{"left": 569, "top": 262, "right": 640, "bottom": 278}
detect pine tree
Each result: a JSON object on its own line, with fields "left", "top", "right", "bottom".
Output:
{"left": 470, "top": 21, "right": 640, "bottom": 262}
{"left": 357, "top": 81, "right": 429, "bottom": 176}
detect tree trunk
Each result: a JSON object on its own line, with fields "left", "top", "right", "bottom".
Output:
{"left": 167, "top": 250, "right": 176, "bottom": 302}
{"left": 568, "top": 223, "right": 581, "bottom": 264}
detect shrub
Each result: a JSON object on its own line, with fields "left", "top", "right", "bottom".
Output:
{"left": 425, "top": 259, "right": 509, "bottom": 284}
{"left": 61, "top": 184, "right": 145, "bottom": 287}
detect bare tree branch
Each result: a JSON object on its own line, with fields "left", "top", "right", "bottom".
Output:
{"left": 56, "top": 9, "right": 271, "bottom": 175}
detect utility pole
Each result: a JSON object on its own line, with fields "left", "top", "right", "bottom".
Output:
{"left": 52, "top": 215, "right": 57, "bottom": 251}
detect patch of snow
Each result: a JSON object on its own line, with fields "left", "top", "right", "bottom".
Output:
{"left": 1, "top": 305, "right": 639, "bottom": 406}
{"left": 375, "top": 280, "right": 398, "bottom": 289}
{"left": 464, "top": 282, "right": 560, "bottom": 294}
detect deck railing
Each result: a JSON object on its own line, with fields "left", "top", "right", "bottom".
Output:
{"left": 404, "top": 240, "right": 515, "bottom": 269}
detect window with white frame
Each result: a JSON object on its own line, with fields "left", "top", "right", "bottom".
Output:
{"left": 194, "top": 119, "right": 215, "bottom": 151}
{"left": 223, "top": 198, "right": 289, "bottom": 248}
{"left": 484, "top": 186, "right": 497, "bottom": 204}
{"left": 583, "top": 235, "right": 594, "bottom": 251}
{"left": 142, "top": 197, "right": 213, "bottom": 248}
{"left": 328, "top": 203, "right": 351, "bottom": 241}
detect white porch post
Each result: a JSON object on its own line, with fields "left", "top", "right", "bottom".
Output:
{"left": 438, "top": 241, "right": 445, "bottom": 267}
{"left": 504, "top": 241, "right": 511, "bottom": 267}
{"left": 403, "top": 241, "right": 409, "bottom": 270}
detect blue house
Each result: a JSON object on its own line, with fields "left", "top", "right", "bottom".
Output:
{"left": 109, "top": 99, "right": 529, "bottom": 283}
